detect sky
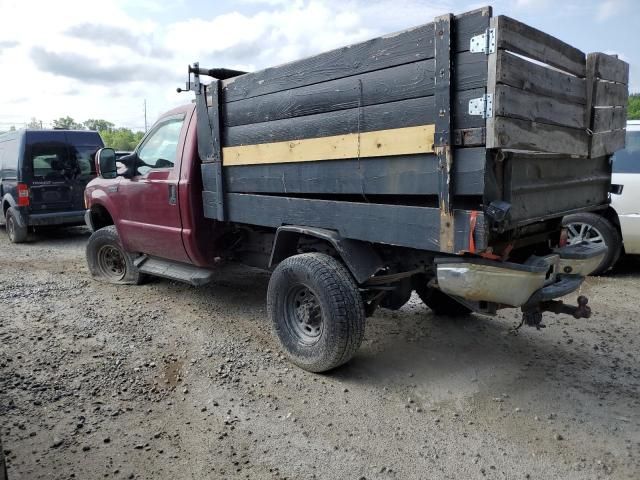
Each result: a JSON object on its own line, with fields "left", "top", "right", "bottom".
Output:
{"left": 0, "top": 0, "right": 637, "bottom": 131}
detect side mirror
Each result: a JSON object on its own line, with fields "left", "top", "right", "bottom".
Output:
{"left": 96, "top": 148, "right": 117, "bottom": 179}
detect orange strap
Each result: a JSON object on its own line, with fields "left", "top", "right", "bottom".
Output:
{"left": 468, "top": 210, "right": 478, "bottom": 254}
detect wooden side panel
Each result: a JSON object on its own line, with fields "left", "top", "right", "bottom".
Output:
{"left": 221, "top": 8, "right": 491, "bottom": 102}
{"left": 494, "top": 15, "right": 586, "bottom": 77}
{"left": 210, "top": 193, "right": 486, "bottom": 253}
{"left": 223, "top": 53, "right": 487, "bottom": 128}
{"left": 493, "top": 84, "right": 586, "bottom": 129}
{"left": 585, "top": 52, "right": 629, "bottom": 158}
{"left": 505, "top": 153, "right": 611, "bottom": 226}
{"left": 214, "top": 148, "right": 486, "bottom": 196}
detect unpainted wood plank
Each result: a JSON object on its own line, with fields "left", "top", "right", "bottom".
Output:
{"left": 590, "top": 129, "right": 626, "bottom": 157}
{"left": 222, "top": 10, "right": 490, "bottom": 102}
{"left": 222, "top": 124, "right": 435, "bottom": 166}
{"left": 495, "top": 15, "right": 586, "bottom": 77}
{"left": 214, "top": 147, "right": 486, "bottom": 196}
{"left": 485, "top": 16, "right": 499, "bottom": 152}
{"left": 593, "top": 80, "right": 629, "bottom": 107}
{"left": 588, "top": 52, "right": 629, "bottom": 84}
{"left": 592, "top": 107, "right": 627, "bottom": 132}
{"left": 488, "top": 116, "right": 588, "bottom": 156}
{"left": 496, "top": 50, "right": 586, "bottom": 105}
{"left": 223, "top": 52, "right": 488, "bottom": 127}
{"left": 493, "top": 83, "right": 586, "bottom": 129}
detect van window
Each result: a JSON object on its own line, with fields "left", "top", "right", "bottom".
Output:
{"left": 29, "top": 141, "right": 76, "bottom": 181}
{"left": 613, "top": 131, "right": 640, "bottom": 174}
{"left": 72, "top": 145, "right": 99, "bottom": 176}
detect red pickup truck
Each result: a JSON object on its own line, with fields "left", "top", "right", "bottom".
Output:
{"left": 83, "top": 8, "right": 627, "bottom": 372}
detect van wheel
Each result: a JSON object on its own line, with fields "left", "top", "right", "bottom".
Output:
{"left": 562, "top": 212, "right": 621, "bottom": 275}
{"left": 86, "top": 225, "right": 143, "bottom": 285}
{"left": 413, "top": 275, "right": 471, "bottom": 317}
{"left": 267, "top": 253, "right": 366, "bottom": 373}
{"left": 6, "top": 207, "right": 28, "bottom": 243}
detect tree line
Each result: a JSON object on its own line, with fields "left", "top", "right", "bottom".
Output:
{"left": 628, "top": 94, "right": 640, "bottom": 120}
{"left": 21, "top": 116, "right": 145, "bottom": 151}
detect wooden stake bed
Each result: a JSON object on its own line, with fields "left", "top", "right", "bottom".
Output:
{"left": 196, "top": 6, "right": 628, "bottom": 255}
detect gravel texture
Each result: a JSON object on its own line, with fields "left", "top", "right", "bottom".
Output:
{"left": 1, "top": 227, "right": 639, "bottom": 479}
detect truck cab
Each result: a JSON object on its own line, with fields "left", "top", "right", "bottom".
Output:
{"left": 85, "top": 104, "right": 217, "bottom": 275}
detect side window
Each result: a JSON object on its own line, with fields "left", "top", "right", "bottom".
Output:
{"left": 612, "top": 131, "right": 640, "bottom": 174}
{"left": 136, "top": 117, "right": 184, "bottom": 175}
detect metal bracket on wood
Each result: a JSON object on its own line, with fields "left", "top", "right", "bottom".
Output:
{"left": 468, "top": 94, "right": 493, "bottom": 118}
{"left": 470, "top": 28, "right": 496, "bottom": 54}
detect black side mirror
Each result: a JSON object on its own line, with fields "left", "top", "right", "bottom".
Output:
{"left": 96, "top": 148, "right": 117, "bottom": 179}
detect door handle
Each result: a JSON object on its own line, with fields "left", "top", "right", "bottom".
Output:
{"left": 168, "top": 184, "right": 177, "bottom": 205}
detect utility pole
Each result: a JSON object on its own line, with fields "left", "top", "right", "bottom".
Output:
{"left": 144, "top": 99, "right": 148, "bottom": 132}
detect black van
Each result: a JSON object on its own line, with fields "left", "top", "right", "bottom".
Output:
{"left": 0, "top": 129, "right": 104, "bottom": 243}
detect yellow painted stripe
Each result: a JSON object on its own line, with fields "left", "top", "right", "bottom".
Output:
{"left": 222, "top": 124, "right": 435, "bottom": 166}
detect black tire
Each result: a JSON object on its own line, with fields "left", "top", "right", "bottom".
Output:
{"left": 86, "top": 225, "right": 143, "bottom": 285}
{"left": 413, "top": 275, "right": 472, "bottom": 317}
{"left": 5, "top": 207, "right": 28, "bottom": 243}
{"left": 562, "top": 212, "right": 621, "bottom": 275}
{"left": 267, "top": 253, "right": 366, "bottom": 373}
{"left": 380, "top": 277, "right": 412, "bottom": 310}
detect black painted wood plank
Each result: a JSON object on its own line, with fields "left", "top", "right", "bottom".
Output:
{"left": 589, "top": 52, "right": 629, "bottom": 85}
{"left": 222, "top": 53, "right": 487, "bottom": 128}
{"left": 590, "top": 130, "right": 626, "bottom": 157}
{"left": 493, "top": 84, "right": 586, "bottom": 129}
{"left": 593, "top": 80, "right": 629, "bottom": 107}
{"left": 496, "top": 51, "right": 586, "bottom": 105}
{"left": 207, "top": 193, "right": 484, "bottom": 252}
{"left": 488, "top": 116, "right": 588, "bottom": 156}
{"left": 224, "top": 92, "right": 485, "bottom": 148}
{"left": 592, "top": 107, "right": 627, "bottom": 133}
{"left": 495, "top": 15, "right": 586, "bottom": 77}
{"left": 221, "top": 10, "right": 490, "bottom": 102}
{"left": 206, "top": 147, "right": 486, "bottom": 196}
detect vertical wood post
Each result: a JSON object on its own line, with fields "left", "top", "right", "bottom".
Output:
{"left": 195, "top": 73, "right": 225, "bottom": 221}
{"left": 434, "top": 13, "right": 454, "bottom": 253}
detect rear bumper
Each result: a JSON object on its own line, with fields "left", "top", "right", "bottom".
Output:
{"left": 435, "top": 242, "right": 606, "bottom": 308}
{"left": 25, "top": 210, "right": 86, "bottom": 227}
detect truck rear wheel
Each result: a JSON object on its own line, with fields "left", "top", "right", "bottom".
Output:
{"left": 267, "top": 253, "right": 366, "bottom": 373}
{"left": 6, "top": 207, "right": 28, "bottom": 243}
{"left": 86, "top": 225, "right": 143, "bottom": 285}
{"left": 413, "top": 275, "right": 471, "bottom": 317}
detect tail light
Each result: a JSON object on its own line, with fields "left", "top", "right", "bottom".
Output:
{"left": 17, "top": 183, "right": 30, "bottom": 207}
{"left": 559, "top": 227, "right": 568, "bottom": 247}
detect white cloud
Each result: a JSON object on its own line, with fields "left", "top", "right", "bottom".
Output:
{"left": 597, "top": 0, "right": 626, "bottom": 22}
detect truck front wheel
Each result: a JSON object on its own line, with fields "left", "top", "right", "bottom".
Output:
{"left": 267, "top": 253, "right": 366, "bottom": 373}
{"left": 86, "top": 225, "right": 143, "bottom": 285}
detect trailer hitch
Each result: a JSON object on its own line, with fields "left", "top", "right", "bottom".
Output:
{"left": 513, "top": 296, "right": 591, "bottom": 332}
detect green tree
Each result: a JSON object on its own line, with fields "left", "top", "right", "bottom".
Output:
{"left": 52, "top": 116, "right": 83, "bottom": 129}
{"left": 83, "top": 119, "right": 115, "bottom": 132}
{"left": 27, "top": 117, "right": 43, "bottom": 129}
{"left": 99, "top": 128, "right": 144, "bottom": 151}
{"left": 628, "top": 94, "right": 640, "bottom": 120}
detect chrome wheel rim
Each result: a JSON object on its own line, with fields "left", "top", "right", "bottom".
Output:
{"left": 565, "top": 222, "right": 606, "bottom": 247}
{"left": 97, "top": 245, "right": 126, "bottom": 281}
{"left": 6, "top": 215, "right": 15, "bottom": 241}
{"left": 285, "top": 285, "right": 323, "bottom": 345}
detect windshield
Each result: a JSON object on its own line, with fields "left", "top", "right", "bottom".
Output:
{"left": 612, "top": 131, "right": 640, "bottom": 174}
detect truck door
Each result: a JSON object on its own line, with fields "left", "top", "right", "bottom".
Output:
{"left": 117, "top": 113, "right": 190, "bottom": 262}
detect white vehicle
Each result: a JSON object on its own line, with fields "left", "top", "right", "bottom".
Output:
{"left": 563, "top": 120, "right": 640, "bottom": 274}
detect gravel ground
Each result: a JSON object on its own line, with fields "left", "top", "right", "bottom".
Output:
{"left": 1, "top": 226, "right": 639, "bottom": 480}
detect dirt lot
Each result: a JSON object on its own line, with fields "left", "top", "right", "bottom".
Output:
{"left": 0, "top": 227, "right": 639, "bottom": 480}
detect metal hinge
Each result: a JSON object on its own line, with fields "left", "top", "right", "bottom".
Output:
{"left": 468, "top": 94, "right": 493, "bottom": 118}
{"left": 469, "top": 28, "right": 496, "bottom": 54}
